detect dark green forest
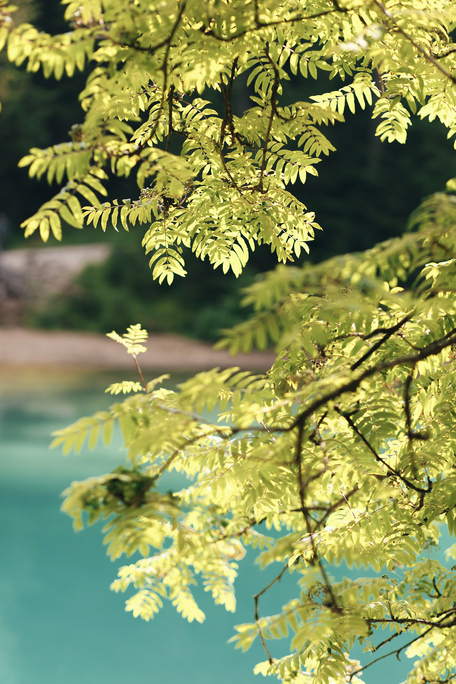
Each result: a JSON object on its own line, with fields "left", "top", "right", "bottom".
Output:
{"left": 2, "top": 0, "right": 456, "bottom": 340}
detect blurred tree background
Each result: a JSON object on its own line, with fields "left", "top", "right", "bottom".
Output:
{"left": 2, "top": 0, "right": 456, "bottom": 340}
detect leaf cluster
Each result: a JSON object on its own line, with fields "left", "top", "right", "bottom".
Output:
{"left": 4, "top": 0, "right": 456, "bottom": 280}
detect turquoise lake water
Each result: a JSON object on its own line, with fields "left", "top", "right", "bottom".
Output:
{"left": 0, "top": 367, "right": 444, "bottom": 683}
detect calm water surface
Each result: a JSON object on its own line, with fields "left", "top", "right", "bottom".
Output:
{"left": 0, "top": 367, "right": 437, "bottom": 683}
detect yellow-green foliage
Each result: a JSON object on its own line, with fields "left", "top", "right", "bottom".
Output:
{"left": 6, "top": 0, "right": 456, "bottom": 681}
{"left": 6, "top": 0, "right": 456, "bottom": 280}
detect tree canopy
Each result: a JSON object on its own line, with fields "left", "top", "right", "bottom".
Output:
{"left": 4, "top": 0, "right": 456, "bottom": 682}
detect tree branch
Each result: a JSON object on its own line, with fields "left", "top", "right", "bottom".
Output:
{"left": 339, "top": 410, "right": 431, "bottom": 495}
{"left": 371, "top": 0, "right": 456, "bottom": 86}
{"left": 351, "top": 312, "right": 414, "bottom": 371}
{"left": 349, "top": 625, "right": 434, "bottom": 681}
{"left": 253, "top": 564, "right": 288, "bottom": 664}
{"left": 202, "top": 4, "right": 348, "bottom": 43}
{"left": 292, "top": 327, "right": 456, "bottom": 431}
{"left": 294, "top": 420, "right": 341, "bottom": 613}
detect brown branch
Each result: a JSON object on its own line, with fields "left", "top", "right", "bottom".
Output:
{"left": 432, "top": 577, "right": 442, "bottom": 599}
{"left": 351, "top": 312, "right": 414, "bottom": 371}
{"left": 142, "top": 325, "right": 456, "bottom": 468}
{"left": 213, "top": 497, "right": 362, "bottom": 544}
{"left": 306, "top": 484, "right": 360, "bottom": 531}
{"left": 339, "top": 410, "right": 431, "bottom": 495}
{"left": 131, "top": 353, "right": 149, "bottom": 394}
{"left": 294, "top": 420, "right": 341, "bottom": 612}
{"left": 107, "top": 2, "right": 187, "bottom": 155}
{"left": 154, "top": 426, "right": 223, "bottom": 479}
{"left": 432, "top": 46, "right": 456, "bottom": 60}
{"left": 122, "top": 0, "right": 187, "bottom": 64}
{"left": 371, "top": 627, "right": 405, "bottom": 652}
{"left": 159, "top": 1, "right": 188, "bottom": 95}
{"left": 349, "top": 625, "right": 434, "bottom": 681}
{"left": 368, "top": 613, "right": 456, "bottom": 629}
{"left": 291, "top": 326, "right": 456, "bottom": 432}
{"left": 204, "top": 5, "right": 348, "bottom": 43}
{"left": 253, "top": 564, "right": 288, "bottom": 664}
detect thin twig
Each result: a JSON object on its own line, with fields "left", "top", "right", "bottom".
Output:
{"left": 351, "top": 312, "right": 414, "bottom": 371}
{"left": 294, "top": 420, "right": 341, "bottom": 612}
{"left": 132, "top": 354, "right": 149, "bottom": 394}
{"left": 203, "top": 5, "right": 348, "bottom": 43}
{"left": 155, "top": 426, "right": 222, "bottom": 478}
{"left": 339, "top": 410, "right": 431, "bottom": 495}
{"left": 371, "top": 628, "right": 406, "bottom": 652}
{"left": 368, "top": 613, "right": 456, "bottom": 629}
{"left": 253, "top": 564, "right": 288, "bottom": 663}
{"left": 349, "top": 626, "right": 434, "bottom": 680}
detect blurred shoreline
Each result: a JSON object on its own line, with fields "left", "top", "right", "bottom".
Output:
{"left": 0, "top": 245, "right": 275, "bottom": 376}
{"left": 0, "top": 326, "right": 275, "bottom": 372}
